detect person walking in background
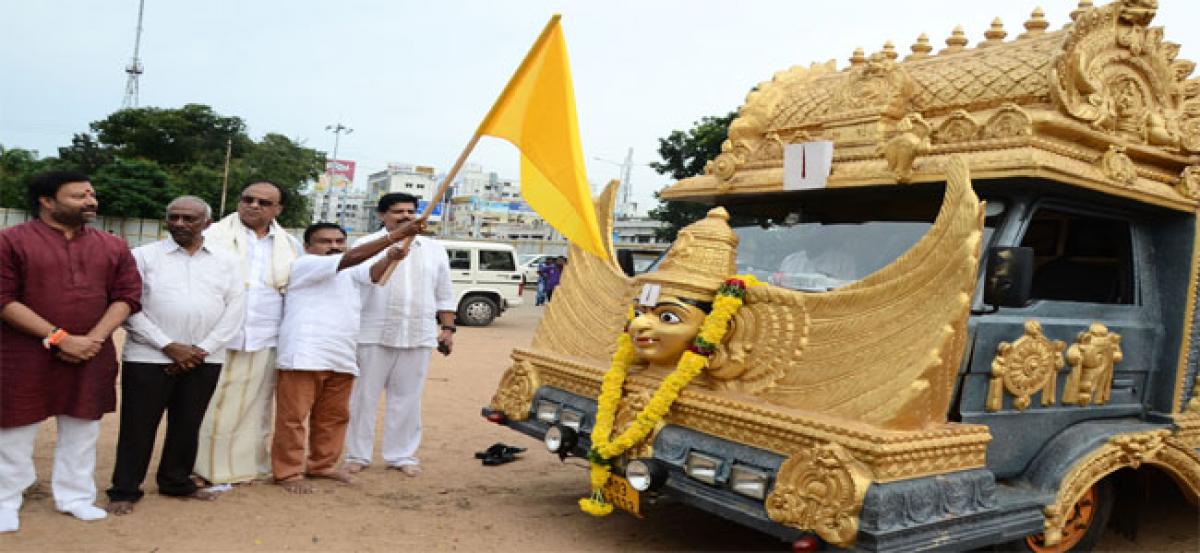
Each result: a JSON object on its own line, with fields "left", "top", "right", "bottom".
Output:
{"left": 106, "top": 196, "right": 244, "bottom": 516}
{"left": 195, "top": 181, "right": 301, "bottom": 485}
{"left": 0, "top": 171, "right": 142, "bottom": 532}
{"left": 543, "top": 256, "right": 566, "bottom": 301}
{"left": 534, "top": 257, "right": 555, "bottom": 306}
{"left": 345, "top": 193, "right": 456, "bottom": 477}
{"left": 272, "top": 219, "right": 423, "bottom": 494}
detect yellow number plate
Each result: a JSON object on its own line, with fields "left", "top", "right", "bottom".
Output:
{"left": 603, "top": 474, "right": 641, "bottom": 518}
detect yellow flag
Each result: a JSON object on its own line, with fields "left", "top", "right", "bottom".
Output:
{"left": 476, "top": 15, "right": 608, "bottom": 259}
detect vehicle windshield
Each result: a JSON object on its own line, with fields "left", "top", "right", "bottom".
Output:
{"left": 724, "top": 191, "right": 1002, "bottom": 292}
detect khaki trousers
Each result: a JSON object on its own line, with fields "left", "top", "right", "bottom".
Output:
{"left": 270, "top": 369, "right": 355, "bottom": 481}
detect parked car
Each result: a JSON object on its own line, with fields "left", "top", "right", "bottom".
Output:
{"left": 443, "top": 240, "right": 524, "bottom": 326}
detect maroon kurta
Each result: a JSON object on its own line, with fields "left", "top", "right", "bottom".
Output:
{"left": 0, "top": 220, "right": 142, "bottom": 428}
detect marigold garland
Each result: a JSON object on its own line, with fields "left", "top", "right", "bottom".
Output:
{"left": 579, "top": 275, "right": 760, "bottom": 516}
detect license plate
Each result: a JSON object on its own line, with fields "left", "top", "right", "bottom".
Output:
{"left": 603, "top": 474, "right": 641, "bottom": 518}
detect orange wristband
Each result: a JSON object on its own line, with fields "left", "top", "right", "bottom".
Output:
{"left": 47, "top": 328, "right": 69, "bottom": 346}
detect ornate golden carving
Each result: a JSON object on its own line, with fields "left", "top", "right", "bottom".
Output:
{"left": 983, "top": 104, "right": 1033, "bottom": 139}
{"left": 720, "top": 156, "right": 983, "bottom": 430}
{"left": 516, "top": 343, "right": 992, "bottom": 483}
{"left": 765, "top": 443, "right": 873, "bottom": 547}
{"left": 1042, "top": 427, "right": 1200, "bottom": 546}
{"left": 1178, "top": 216, "right": 1200, "bottom": 413}
{"left": 880, "top": 113, "right": 931, "bottom": 182}
{"left": 489, "top": 359, "right": 540, "bottom": 421}
{"left": 1177, "top": 166, "right": 1200, "bottom": 200}
{"left": 1100, "top": 144, "right": 1137, "bottom": 186}
{"left": 660, "top": 0, "right": 1200, "bottom": 213}
{"left": 1062, "top": 323, "right": 1124, "bottom": 407}
{"left": 1018, "top": 7, "right": 1049, "bottom": 39}
{"left": 934, "top": 110, "right": 980, "bottom": 144}
{"left": 987, "top": 321, "right": 1066, "bottom": 412}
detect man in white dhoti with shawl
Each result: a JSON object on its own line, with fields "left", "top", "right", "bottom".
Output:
{"left": 195, "top": 182, "right": 300, "bottom": 484}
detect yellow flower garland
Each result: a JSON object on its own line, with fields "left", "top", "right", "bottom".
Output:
{"left": 579, "top": 275, "right": 759, "bottom": 516}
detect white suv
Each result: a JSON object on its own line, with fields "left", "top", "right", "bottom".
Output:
{"left": 442, "top": 240, "right": 525, "bottom": 326}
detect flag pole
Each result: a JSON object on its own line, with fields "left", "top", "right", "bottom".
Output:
{"left": 377, "top": 133, "right": 481, "bottom": 284}
{"left": 377, "top": 14, "right": 562, "bottom": 284}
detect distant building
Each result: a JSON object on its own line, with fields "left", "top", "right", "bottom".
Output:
{"left": 309, "top": 190, "right": 372, "bottom": 233}
{"left": 367, "top": 163, "right": 438, "bottom": 203}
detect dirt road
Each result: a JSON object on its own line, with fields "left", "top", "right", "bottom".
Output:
{"left": 1, "top": 295, "right": 1196, "bottom": 551}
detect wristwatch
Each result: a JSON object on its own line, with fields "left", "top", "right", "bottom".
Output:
{"left": 440, "top": 325, "right": 457, "bottom": 333}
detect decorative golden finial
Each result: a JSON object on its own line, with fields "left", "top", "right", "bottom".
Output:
{"left": 980, "top": 17, "right": 1007, "bottom": 47}
{"left": 1070, "top": 0, "right": 1094, "bottom": 22}
{"left": 940, "top": 25, "right": 968, "bottom": 54}
{"left": 633, "top": 207, "right": 738, "bottom": 302}
{"left": 882, "top": 40, "right": 898, "bottom": 61}
{"left": 1019, "top": 7, "right": 1049, "bottom": 38}
{"left": 849, "top": 47, "right": 866, "bottom": 67}
{"left": 908, "top": 33, "right": 933, "bottom": 60}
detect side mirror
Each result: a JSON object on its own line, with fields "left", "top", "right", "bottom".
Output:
{"left": 616, "top": 249, "right": 637, "bottom": 277}
{"left": 983, "top": 246, "right": 1033, "bottom": 308}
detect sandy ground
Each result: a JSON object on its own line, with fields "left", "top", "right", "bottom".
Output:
{"left": 1, "top": 292, "right": 1196, "bottom": 552}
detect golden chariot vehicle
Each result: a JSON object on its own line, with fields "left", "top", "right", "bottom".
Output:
{"left": 486, "top": 1, "right": 1200, "bottom": 550}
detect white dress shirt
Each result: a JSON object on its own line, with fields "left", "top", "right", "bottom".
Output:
{"left": 123, "top": 238, "right": 246, "bottom": 364}
{"left": 223, "top": 227, "right": 301, "bottom": 352}
{"left": 276, "top": 254, "right": 372, "bottom": 375}
{"left": 355, "top": 231, "right": 456, "bottom": 349}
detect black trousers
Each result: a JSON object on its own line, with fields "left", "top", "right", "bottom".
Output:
{"left": 106, "top": 361, "right": 220, "bottom": 502}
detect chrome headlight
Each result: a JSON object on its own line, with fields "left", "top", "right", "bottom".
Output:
{"left": 729, "top": 464, "right": 771, "bottom": 500}
{"left": 684, "top": 451, "right": 722, "bottom": 485}
{"left": 535, "top": 400, "right": 559, "bottom": 423}
{"left": 624, "top": 458, "right": 668, "bottom": 492}
{"left": 544, "top": 424, "right": 578, "bottom": 454}
{"left": 559, "top": 409, "right": 584, "bottom": 431}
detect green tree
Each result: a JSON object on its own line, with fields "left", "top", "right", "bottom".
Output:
{"left": 57, "top": 133, "right": 114, "bottom": 175}
{"left": 647, "top": 111, "right": 737, "bottom": 241}
{"left": 230, "top": 133, "right": 322, "bottom": 227}
{"left": 92, "top": 104, "right": 250, "bottom": 168}
{"left": 92, "top": 158, "right": 178, "bottom": 218}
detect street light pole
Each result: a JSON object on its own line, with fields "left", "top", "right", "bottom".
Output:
{"left": 324, "top": 123, "right": 353, "bottom": 227}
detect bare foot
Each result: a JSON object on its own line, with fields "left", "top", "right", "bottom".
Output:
{"left": 180, "top": 489, "right": 218, "bottom": 501}
{"left": 277, "top": 477, "right": 313, "bottom": 494}
{"left": 105, "top": 500, "right": 134, "bottom": 516}
{"left": 389, "top": 464, "right": 421, "bottom": 477}
{"left": 190, "top": 475, "right": 211, "bottom": 489}
{"left": 310, "top": 469, "right": 354, "bottom": 485}
{"left": 345, "top": 462, "right": 367, "bottom": 475}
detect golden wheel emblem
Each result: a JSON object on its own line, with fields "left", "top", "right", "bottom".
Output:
{"left": 987, "top": 320, "right": 1066, "bottom": 411}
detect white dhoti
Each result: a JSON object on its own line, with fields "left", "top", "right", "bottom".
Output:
{"left": 0, "top": 416, "right": 101, "bottom": 531}
{"left": 346, "top": 344, "right": 432, "bottom": 467}
{"left": 195, "top": 348, "right": 276, "bottom": 483}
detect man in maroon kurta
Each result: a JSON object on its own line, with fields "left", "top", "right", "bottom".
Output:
{"left": 0, "top": 171, "right": 142, "bottom": 533}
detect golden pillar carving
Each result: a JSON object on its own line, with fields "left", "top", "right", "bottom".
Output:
{"left": 1062, "top": 323, "right": 1124, "bottom": 406}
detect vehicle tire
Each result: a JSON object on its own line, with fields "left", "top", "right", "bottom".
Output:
{"left": 1004, "top": 478, "right": 1115, "bottom": 552}
{"left": 458, "top": 295, "right": 499, "bottom": 327}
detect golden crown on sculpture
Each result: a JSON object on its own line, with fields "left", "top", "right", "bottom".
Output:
{"left": 633, "top": 207, "right": 739, "bottom": 302}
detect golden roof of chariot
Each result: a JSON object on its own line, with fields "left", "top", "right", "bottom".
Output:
{"left": 662, "top": 0, "right": 1200, "bottom": 212}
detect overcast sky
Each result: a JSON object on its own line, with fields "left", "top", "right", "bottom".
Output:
{"left": 4, "top": 1, "right": 1200, "bottom": 214}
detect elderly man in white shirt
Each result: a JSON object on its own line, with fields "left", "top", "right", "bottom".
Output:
{"left": 346, "top": 193, "right": 456, "bottom": 476}
{"left": 195, "top": 181, "right": 301, "bottom": 484}
{"left": 106, "top": 196, "right": 243, "bottom": 516}
{"left": 271, "top": 220, "right": 422, "bottom": 494}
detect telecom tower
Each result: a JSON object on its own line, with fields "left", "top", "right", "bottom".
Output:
{"left": 618, "top": 147, "right": 634, "bottom": 218}
{"left": 121, "top": 0, "right": 146, "bottom": 109}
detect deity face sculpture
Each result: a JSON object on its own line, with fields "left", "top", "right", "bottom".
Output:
{"left": 627, "top": 294, "right": 709, "bottom": 370}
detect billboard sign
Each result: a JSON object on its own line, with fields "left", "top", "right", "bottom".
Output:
{"left": 317, "top": 159, "right": 356, "bottom": 193}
